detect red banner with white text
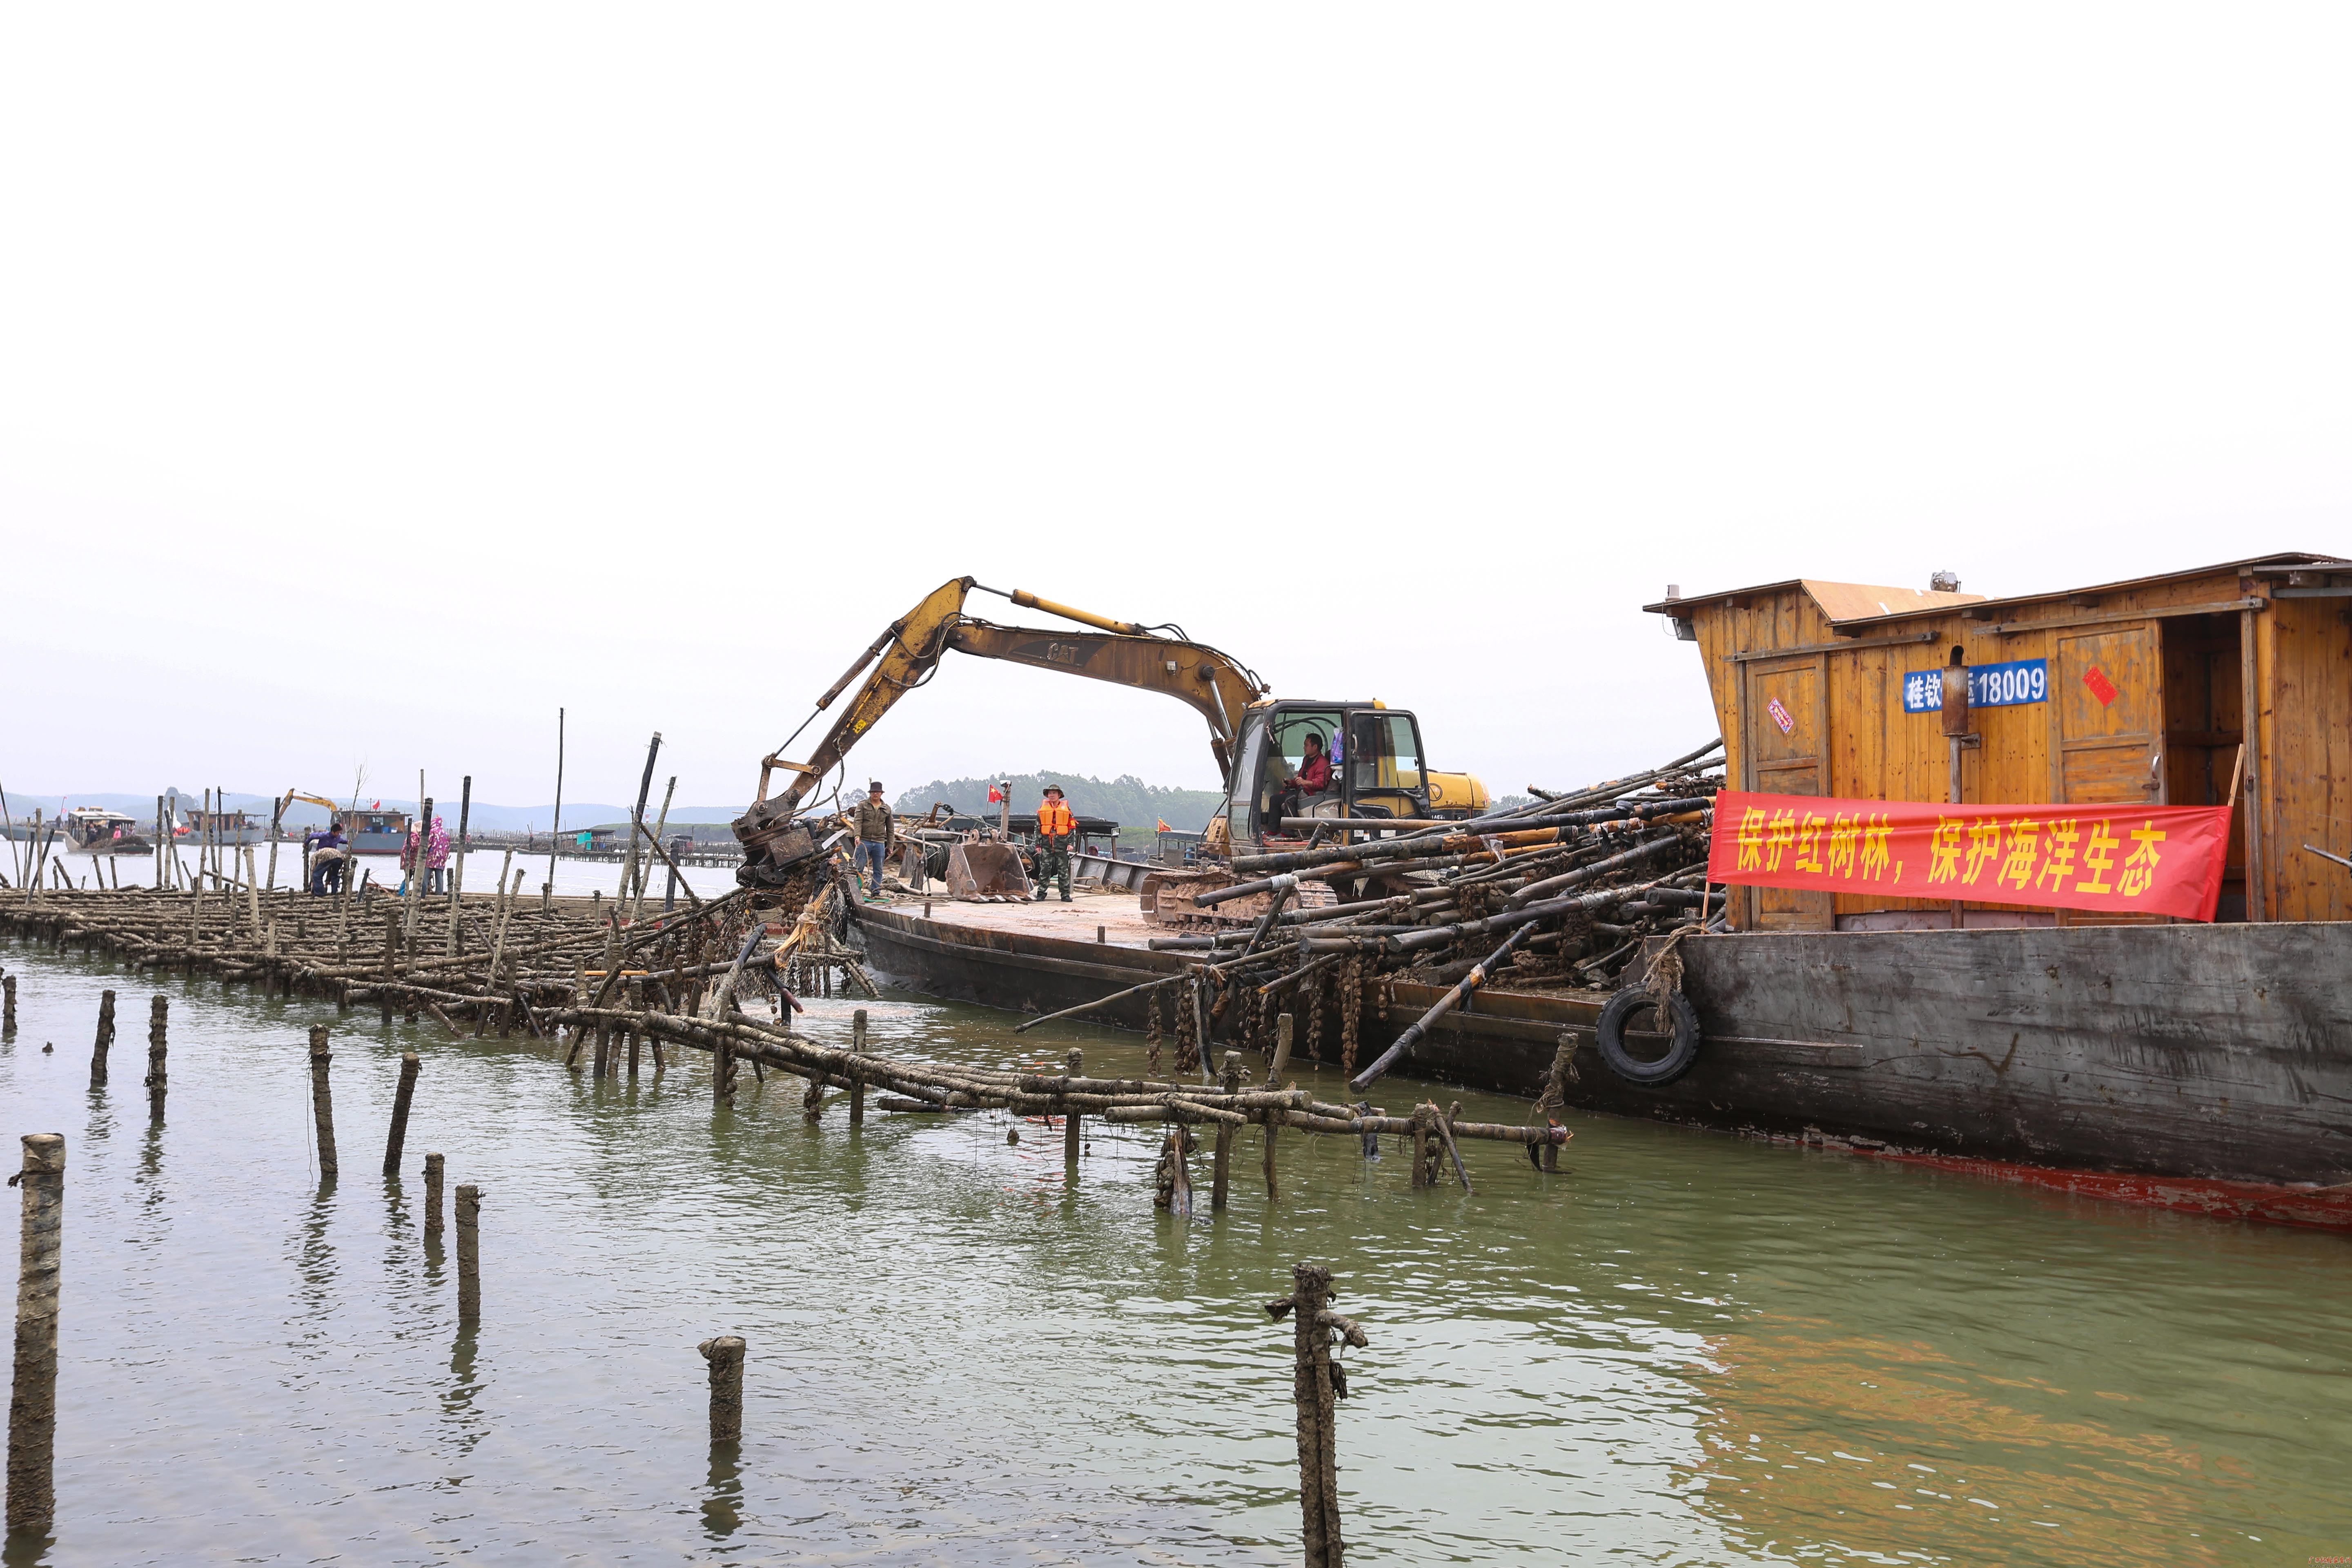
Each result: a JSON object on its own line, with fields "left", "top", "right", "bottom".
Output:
{"left": 1707, "top": 791, "right": 2232, "bottom": 922}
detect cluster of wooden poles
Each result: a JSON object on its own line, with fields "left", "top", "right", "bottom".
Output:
{"left": 4, "top": 964, "right": 1392, "bottom": 1560}
{"left": 0, "top": 872, "right": 875, "bottom": 1057}
{"left": 2, "top": 979, "right": 483, "bottom": 1541}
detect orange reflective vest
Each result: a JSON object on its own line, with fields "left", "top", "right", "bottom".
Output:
{"left": 1037, "top": 800, "right": 1076, "bottom": 839}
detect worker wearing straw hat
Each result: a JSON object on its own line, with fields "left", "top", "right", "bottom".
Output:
{"left": 853, "top": 782, "right": 893, "bottom": 898}
{"left": 1033, "top": 785, "right": 1076, "bottom": 903}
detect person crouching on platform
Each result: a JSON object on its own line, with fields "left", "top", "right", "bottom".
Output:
{"left": 1033, "top": 784, "right": 1076, "bottom": 902}
{"left": 853, "top": 781, "right": 893, "bottom": 899}
{"left": 307, "top": 823, "right": 347, "bottom": 896}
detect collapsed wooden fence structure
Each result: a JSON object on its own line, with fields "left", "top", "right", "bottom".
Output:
{"left": 2, "top": 875, "right": 1570, "bottom": 1197}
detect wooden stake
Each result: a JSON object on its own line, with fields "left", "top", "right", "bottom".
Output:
{"left": 144, "top": 996, "right": 167, "bottom": 1120}
{"left": 455, "top": 1184, "right": 482, "bottom": 1321}
{"left": 1264, "top": 1012, "right": 1292, "bottom": 1199}
{"left": 89, "top": 990, "right": 114, "bottom": 1088}
{"left": 850, "top": 1009, "right": 869, "bottom": 1125}
{"left": 309, "top": 1025, "right": 338, "bottom": 1178}
{"left": 383, "top": 1052, "right": 421, "bottom": 1177}
{"left": 698, "top": 1335, "right": 746, "bottom": 1444}
{"left": 1062, "top": 1047, "right": 1081, "bottom": 1162}
{"left": 1264, "top": 1263, "right": 1366, "bottom": 1568}
{"left": 7, "top": 1133, "right": 65, "bottom": 1537}
{"left": 1212, "top": 1051, "right": 1239, "bottom": 1210}
{"left": 423, "top": 1152, "right": 445, "bottom": 1236}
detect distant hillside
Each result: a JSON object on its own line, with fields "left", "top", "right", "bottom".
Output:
{"left": 893, "top": 773, "right": 1223, "bottom": 833}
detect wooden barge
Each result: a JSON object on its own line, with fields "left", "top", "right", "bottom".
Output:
{"left": 853, "top": 554, "right": 2352, "bottom": 1232}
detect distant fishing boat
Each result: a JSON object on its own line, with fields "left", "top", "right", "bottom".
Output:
{"left": 337, "top": 808, "right": 412, "bottom": 856}
{"left": 61, "top": 807, "right": 151, "bottom": 855}
{"left": 180, "top": 805, "right": 263, "bottom": 846}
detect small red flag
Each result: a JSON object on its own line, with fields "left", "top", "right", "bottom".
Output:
{"left": 1156, "top": 817, "right": 1172, "bottom": 833}
{"left": 987, "top": 784, "right": 1003, "bottom": 803}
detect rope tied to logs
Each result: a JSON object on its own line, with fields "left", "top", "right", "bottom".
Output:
{"left": 1646, "top": 924, "right": 1693, "bottom": 1001}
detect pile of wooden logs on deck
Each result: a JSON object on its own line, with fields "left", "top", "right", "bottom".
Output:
{"left": 1133, "top": 739, "right": 1726, "bottom": 1082}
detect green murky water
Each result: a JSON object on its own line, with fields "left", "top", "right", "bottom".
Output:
{"left": 0, "top": 933, "right": 2345, "bottom": 1565}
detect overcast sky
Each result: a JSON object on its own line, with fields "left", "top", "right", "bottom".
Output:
{"left": 4, "top": 7, "right": 2346, "bottom": 816}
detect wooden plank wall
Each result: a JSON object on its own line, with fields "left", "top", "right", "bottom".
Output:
{"left": 1686, "top": 572, "right": 2352, "bottom": 929}
{"left": 2267, "top": 596, "right": 2352, "bottom": 922}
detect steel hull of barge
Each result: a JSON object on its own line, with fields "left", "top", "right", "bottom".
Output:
{"left": 853, "top": 902, "right": 2352, "bottom": 1233}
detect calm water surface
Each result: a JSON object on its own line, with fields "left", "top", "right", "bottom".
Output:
{"left": 0, "top": 934, "right": 2345, "bottom": 1565}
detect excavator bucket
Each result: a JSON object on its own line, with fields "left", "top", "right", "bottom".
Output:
{"left": 944, "top": 842, "right": 1032, "bottom": 902}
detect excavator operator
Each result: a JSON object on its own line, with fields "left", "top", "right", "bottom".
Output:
{"left": 1033, "top": 785, "right": 1076, "bottom": 903}
{"left": 1269, "top": 731, "right": 1332, "bottom": 833}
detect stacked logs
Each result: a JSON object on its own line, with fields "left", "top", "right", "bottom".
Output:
{"left": 1131, "top": 739, "right": 1726, "bottom": 1087}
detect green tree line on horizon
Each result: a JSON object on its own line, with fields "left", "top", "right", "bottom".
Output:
{"left": 891, "top": 773, "right": 1224, "bottom": 833}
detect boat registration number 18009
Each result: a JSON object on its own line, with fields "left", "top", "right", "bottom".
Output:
{"left": 1902, "top": 658, "right": 2047, "bottom": 714}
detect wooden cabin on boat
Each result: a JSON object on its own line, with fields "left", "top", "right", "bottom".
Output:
{"left": 1646, "top": 552, "right": 2352, "bottom": 930}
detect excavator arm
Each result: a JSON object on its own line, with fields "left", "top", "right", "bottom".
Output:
{"left": 755, "top": 577, "right": 1265, "bottom": 812}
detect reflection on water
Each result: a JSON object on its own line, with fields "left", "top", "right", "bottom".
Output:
{"left": 443, "top": 1326, "right": 486, "bottom": 1460}
{"left": 704, "top": 1443, "right": 745, "bottom": 1539}
{"left": 0, "top": 934, "right": 2346, "bottom": 1565}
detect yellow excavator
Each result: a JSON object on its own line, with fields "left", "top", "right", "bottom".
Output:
{"left": 734, "top": 577, "right": 1488, "bottom": 886}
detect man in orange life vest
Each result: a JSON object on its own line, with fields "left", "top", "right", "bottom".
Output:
{"left": 1033, "top": 784, "right": 1076, "bottom": 902}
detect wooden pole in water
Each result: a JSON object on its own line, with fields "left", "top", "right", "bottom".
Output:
{"left": 698, "top": 1336, "right": 745, "bottom": 1444}
{"left": 89, "top": 991, "right": 114, "bottom": 1088}
{"left": 455, "top": 1185, "right": 482, "bottom": 1321}
{"left": 383, "top": 1052, "right": 421, "bottom": 1177}
{"left": 402, "top": 793, "right": 432, "bottom": 958}
{"left": 448, "top": 775, "right": 472, "bottom": 956}
{"left": 648, "top": 775, "right": 678, "bottom": 916}
{"left": 1409, "top": 1104, "right": 1434, "bottom": 1189}
{"left": 618, "top": 732, "right": 659, "bottom": 905}
{"left": 2, "top": 977, "right": 14, "bottom": 1037}
{"left": 544, "top": 706, "right": 566, "bottom": 915}
{"left": 1212, "top": 1050, "right": 1239, "bottom": 1210}
{"left": 144, "top": 996, "right": 167, "bottom": 1119}
{"left": 1263, "top": 1012, "right": 1293, "bottom": 1199}
{"left": 423, "top": 1152, "right": 445, "bottom": 1236}
{"left": 849, "top": 1008, "right": 869, "bottom": 1125}
{"left": 1265, "top": 1263, "right": 1365, "bottom": 1568}
{"left": 6, "top": 1133, "right": 64, "bottom": 1537}
{"left": 309, "top": 1025, "right": 338, "bottom": 1178}
{"left": 1063, "top": 1047, "right": 1081, "bottom": 1162}
{"left": 1538, "top": 1033, "right": 1573, "bottom": 1174}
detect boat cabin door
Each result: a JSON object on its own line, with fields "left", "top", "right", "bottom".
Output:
{"left": 1741, "top": 653, "right": 1832, "bottom": 930}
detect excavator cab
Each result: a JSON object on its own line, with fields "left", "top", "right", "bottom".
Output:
{"left": 1220, "top": 699, "right": 1479, "bottom": 852}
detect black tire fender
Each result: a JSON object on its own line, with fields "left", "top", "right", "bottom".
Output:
{"left": 1595, "top": 987, "right": 1703, "bottom": 1086}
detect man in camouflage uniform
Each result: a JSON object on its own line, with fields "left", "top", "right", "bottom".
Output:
{"left": 1032, "top": 784, "right": 1076, "bottom": 902}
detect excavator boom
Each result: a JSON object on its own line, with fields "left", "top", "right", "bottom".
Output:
{"left": 755, "top": 578, "right": 1265, "bottom": 812}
